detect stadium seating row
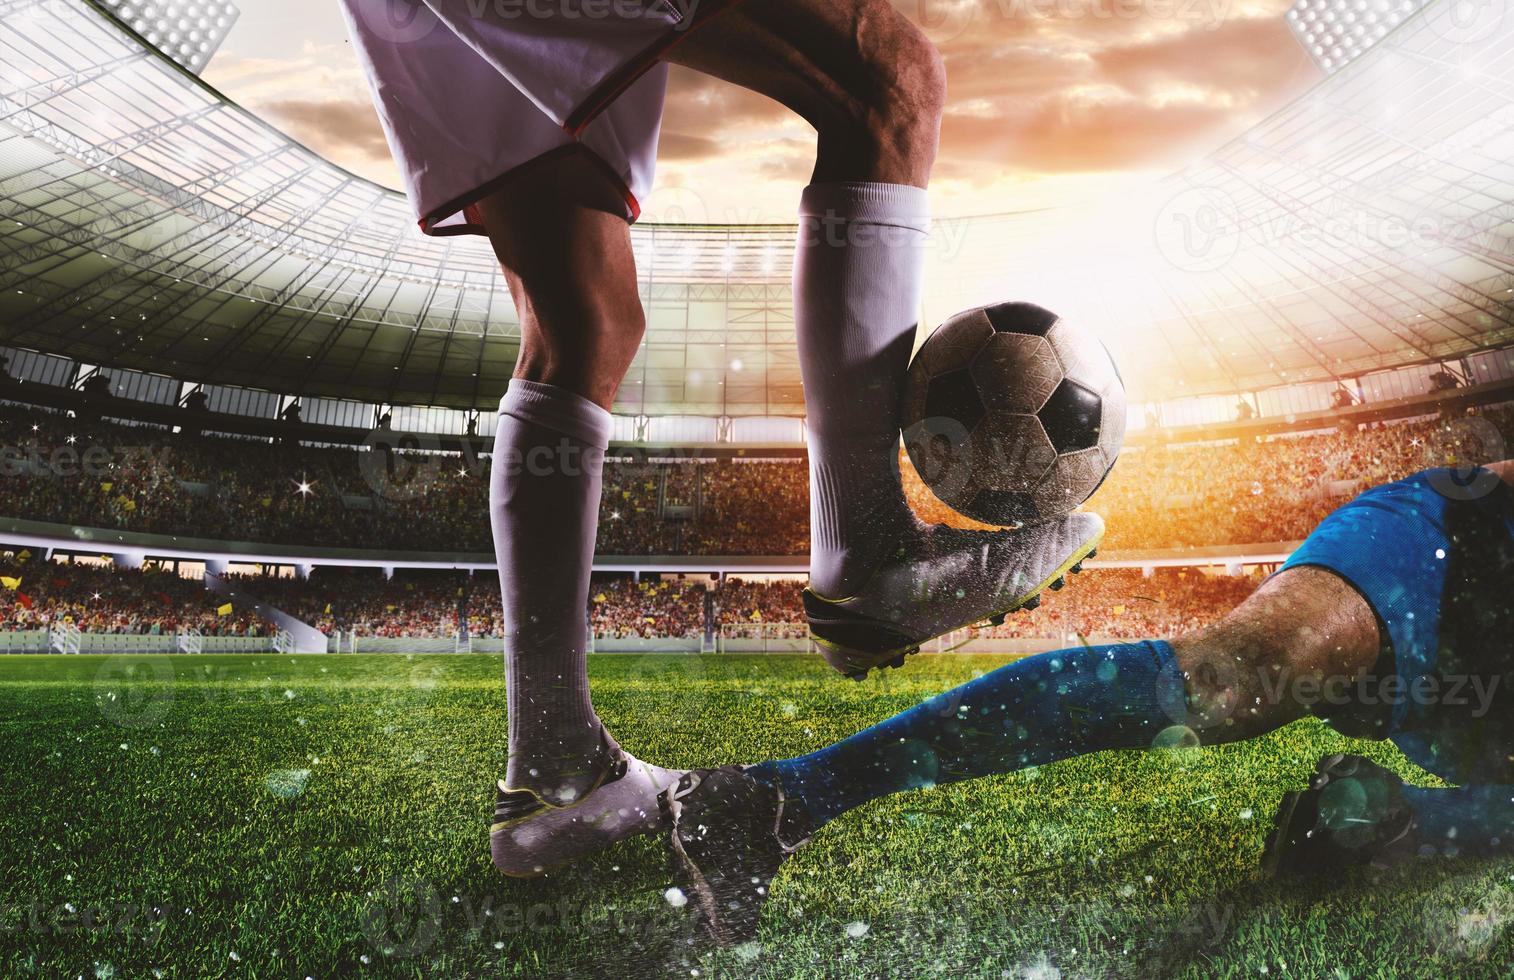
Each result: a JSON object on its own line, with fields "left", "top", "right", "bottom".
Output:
{"left": 2, "top": 402, "right": 1509, "bottom": 555}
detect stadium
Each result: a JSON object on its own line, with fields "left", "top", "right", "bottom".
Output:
{"left": 1, "top": 0, "right": 1513, "bottom": 975}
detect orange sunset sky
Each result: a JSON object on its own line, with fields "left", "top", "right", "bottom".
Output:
{"left": 205, "top": 0, "right": 1321, "bottom": 221}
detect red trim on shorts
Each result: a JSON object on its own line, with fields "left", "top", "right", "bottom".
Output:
{"left": 562, "top": 0, "right": 748, "bottom": 138}
{"left": 416, "top": 144, "right": 641, "bottom": 238}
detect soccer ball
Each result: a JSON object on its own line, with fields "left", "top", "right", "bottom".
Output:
{"left": 900, "top": 301, "right": 1125, "bottom": 525}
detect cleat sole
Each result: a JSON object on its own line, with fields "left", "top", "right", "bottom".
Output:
{"left": 807, "top": 527, "right": 1102, "bottom": 677}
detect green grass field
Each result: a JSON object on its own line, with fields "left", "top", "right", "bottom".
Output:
{"left": 2, "top": 653, "right": 1513, "bottom": 978}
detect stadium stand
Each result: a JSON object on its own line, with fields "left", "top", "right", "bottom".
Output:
{"left": 0, "top": 557, "right": 266, "bottom": 636}
{"left": 4, "top": 402, "right": 1511, "bottom": 555}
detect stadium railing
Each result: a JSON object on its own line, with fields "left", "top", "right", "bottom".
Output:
{"left": 716, "top": 623, "right": 813, "bottom": 654}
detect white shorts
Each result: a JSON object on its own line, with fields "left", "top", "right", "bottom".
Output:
{"left": 341, "top": 0, "right": 741, "bottom": 236}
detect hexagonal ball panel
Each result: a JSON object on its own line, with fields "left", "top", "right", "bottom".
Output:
{"left": 983, "top": 301, "right": 1060, "bottom": 336}
{"left": 902, "top": 307, "right": 995, "bottom": 431}
{"left": 922, "top": 369, "right": 986, "bottom": 435}
{"left": 1037, "top": 379, "right": 1104, "bottom": 454}
{"left": 914, "top": 307, "right": 995, "bottom": 377}
{"left": 1031, "top": 447, "right": 1109, "bottom": 518}
{"left": 969, "top": 333, "right": 1064, "bottom": 415}
{"left": 968, "top": 412, "right": 1057, "bottom": 493}
{"left": 1046, "top": 319, "right": 1118, "bottom": 395}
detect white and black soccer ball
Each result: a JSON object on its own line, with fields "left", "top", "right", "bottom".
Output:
{"left": 900, "top": 301, "right": 1125, "bottom": 525}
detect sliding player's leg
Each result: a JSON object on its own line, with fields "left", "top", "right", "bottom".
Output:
{"left": 475, "top": 170, "right": 679, "bottom": 876}
{"left": 664, "top": 0, "right": 1103, "bottom": 678}
{"left": 662, "top": 564, "right": 1381, "bottom": 942}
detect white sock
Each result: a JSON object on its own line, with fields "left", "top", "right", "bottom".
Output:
{"left": 491, "top": 379, "right": 615, "bottom": 796}
{"left": 795, "top": 182, "right": 930, "bottom": 598}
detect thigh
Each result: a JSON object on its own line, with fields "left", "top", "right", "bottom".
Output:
{"left": 663, "top": 0, "right": 942, "bottom": 183}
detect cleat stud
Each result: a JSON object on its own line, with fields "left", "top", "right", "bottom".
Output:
{"left": 848, "top": 670, "right": 869, "bottom": 682}
{"left": 1070, "top": 562, "right": 1083, "bottom": 574}
{"left": 1049, "top": 577, "right": 1065, "bottom": 591}
{"left": 1023, "top": 595, "right": 1041, "bottom": 610}
{"left": 988, "top": 613, "right": 1007, "bottom": 627}
{"left": 888, "top": 653, "right": 906, "bottom": 669}
{"left": 1087, "top": 548, "right": 1098, "bottom": 559}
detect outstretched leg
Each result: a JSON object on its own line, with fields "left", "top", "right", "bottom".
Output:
{"left": 662, "top": 565, "right": 1381, "bottom": 942}
{"left": 746, "top": 566, "right": 1382, "bottom": 828}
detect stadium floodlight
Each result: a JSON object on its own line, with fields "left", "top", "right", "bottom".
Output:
{"left": 1285, "top": 0, "right": 1422, "bottom": 74}
{"left": 94, "top": 0, "right": 241, "bottom": 75}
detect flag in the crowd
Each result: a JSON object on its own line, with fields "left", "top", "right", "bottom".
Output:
{"left": 16, "top": 549, "right": 31, "bottom": 564}
{"left": 385, "top": 605, "right": 395, "bottom": 612}
{"left": 405, "top": 583, "right": 414, "bottom": 591}
{"left": 643, "top": 616, "right": 656, "bottom": 624}
{"left": 155, "top": 591, "right": 172, "bottom": 606}
{"left": 17, "top": 593, "right": 34, "bottom": 609}
{"left": 593, "top": 593, "right": 607, "bottom": 603}
{"left": 261, "top": 497, "right": 273, "bottom": 508}
{"left": 749, "top": 610, "right": 762, "bottom": 622}
{"left": 216, "top": 602, "right": 233, "bottom": 616}
{"left": 0, "top": 576, "right": 20, "bottom": 590}
{"left": 100, "top": 482, "right": 113, "bottom": 492}
{"left": 324, "top": 603, "right": 332, "bottom": 614}
{"left": 1112, "top": 605, "right": 1127, "bottom": 616}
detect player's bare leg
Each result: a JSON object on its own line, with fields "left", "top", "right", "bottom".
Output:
{"left": 1174, "top": 566, "right": 1385, "bottom": 743}
{"left": 475, "top": 169, "right": 680, "bottom": 875}
{"left": 667, "top": 0, "right": 1104, "bottom": 678}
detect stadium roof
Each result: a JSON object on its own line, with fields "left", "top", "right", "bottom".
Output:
{"left": 0, "top": 0, "right": 1510, "bottom": 414}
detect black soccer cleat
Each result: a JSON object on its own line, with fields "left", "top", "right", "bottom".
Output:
{"left": 1262, "top": 754, "right": 1418, "bottom": 877}
{"left": 804, "top": 513, "right": 1103, "bottom": 679}
{"left": 660, "top": 767, "right": 813, "bottom": 946}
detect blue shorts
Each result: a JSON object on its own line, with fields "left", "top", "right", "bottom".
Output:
{"left": 1281, "top": 467, "right": 1514, "bottom": 784}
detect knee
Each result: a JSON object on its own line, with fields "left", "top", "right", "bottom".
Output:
{"left": 871, "top": 28, "right": 946, "bottom": 159}
{"left": 823, "top": 17, "right": 947, "bottom": 175}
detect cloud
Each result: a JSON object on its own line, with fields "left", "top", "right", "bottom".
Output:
{"left": 211, "top": 4, "right": 1321, "bottom": 217}
{"left": 259, "top": 98, "right": 392, "bottom": 162}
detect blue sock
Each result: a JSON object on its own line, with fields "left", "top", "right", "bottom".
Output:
{"left": 750, "top": 641, "right": 1181, "bottom": 827}
{"left": 1402, "top": 784, "right": 1514, "bottom": 856}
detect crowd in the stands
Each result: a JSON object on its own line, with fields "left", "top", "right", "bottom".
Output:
{"left": 0, "top": 556, "right": 266, "bottom": 635}
{"left": 2, "top": 555, "right": 1258, "bottom": 643}
{"left": 2, "top": 402, "right": 1511, "bottom": 558}
{"left": 976, "top": 567, "right": 1259, "bottom": 640}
